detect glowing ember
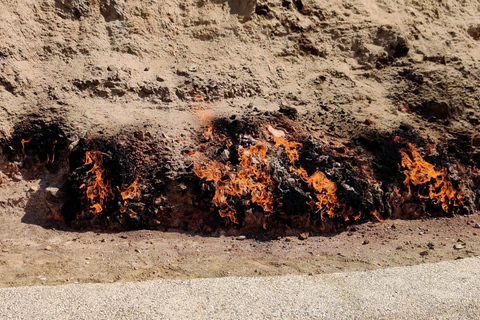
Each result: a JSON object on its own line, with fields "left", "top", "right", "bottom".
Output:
{"left": 21, "top": 138, "right": 32, "bottom": 157}
{"left": 397, "top": 138, "right": 464, "bottom": 213}
{"left": 194, "top": 141, "right": 275, "bottom": 223}
{"left": 83, "top": 151, "right": 111, "bottom": 215}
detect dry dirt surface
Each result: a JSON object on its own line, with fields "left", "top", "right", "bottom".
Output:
{"left": 0, "top": 0, "right": 480, "bottom": 287}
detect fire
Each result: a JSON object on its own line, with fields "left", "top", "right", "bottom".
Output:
{"left": 293, "top": 167, "right": 343, "bottom": 219}
{"left": 21, "top": 138, "right": 32, "bottom": 157}
{"left": 272, "top": 133, "right": 345, "bottom": 220}
{"left": 398, "top": 139, "right": 464, "bottom": 213}
{"left": 120, "top": 179, "right": 140, "bottom": 214}
{"left": 274, "top": 136, "right": 301, "bottom": 164}
{"left": 194, "top": 108, "right": 214, "bottom": 140}
{"left": 194, "top": 141, "right": 274, "bottom": 223}
{"left": 46, "top": 140, "right": 57, "bottom": 164}
{"left": 83, "top": 151, "right": 111, "bottom": 215}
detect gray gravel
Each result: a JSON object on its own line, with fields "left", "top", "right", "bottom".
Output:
{"left": 1, "top": 257, "right": 479, "bottom": 319}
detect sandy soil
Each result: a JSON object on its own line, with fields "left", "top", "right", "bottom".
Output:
{"left": 0, "top": 0, "right": 479, "bottom": 287}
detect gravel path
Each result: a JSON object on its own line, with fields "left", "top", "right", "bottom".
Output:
{"left": 1, "top": 257, "right": 479, "bottom": 319}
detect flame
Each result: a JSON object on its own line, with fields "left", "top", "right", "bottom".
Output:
{"left": 272, "top": 133, "right": 344, "bottom": 220}
{"left": 398, "top": 140, "right": 464, "bottom": 213}
{"left": 120, "top": 179, "right": 140, "bottom": 213}
{"left": 371, "top": 210, "right": 386, "bottom": 222}
{"left": 21, "top": 138, "right": 32, "bottom": 157}
{"left": 194, "top": 141, "right": 274, "bottom": 223}
{"left": 274, "top": 136, "right": 301, "bottom": 164}
{"left": 293, "top": 167, "right": 342, "bottom": 219}
{"left": 194, "top": 108, "right": 215, "bottom": 140}
{"left": 121, "top": 179, "right": 139, "bottom": 201}
{"left": 84, "top": 151, "right": 111, "bottom": 215}
{"left": 49, "top": 140, "right": 57, "bottom": 164}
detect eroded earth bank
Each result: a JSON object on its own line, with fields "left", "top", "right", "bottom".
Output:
{"left": 0, "top": 0, "right": 479, "bottom": 286}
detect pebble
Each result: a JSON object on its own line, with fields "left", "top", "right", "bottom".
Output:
{"left": 362, "top": 240, "right": 370, "bottom": 245}
{"left": 45, "top": 246, "right": 52, "bottom": 251}
{"left": 453, "top": 243, "right": 464, "bottom": 250}
{"left": 236, "top": 236, "right": 246, "bottom": 241}
{"left": 299, "top": 232, "right": 309, "bottom": 240}
{"left": 135, "top": 249, "right": 141, "bottom": 253}
{"left": 85, "top": 257, "right": 91, "bottom": 260}
{"left": 1, "top": 249, "right": 9, "bottom": 253}
{"left": 419, "top": 251, "right": 429, "bottom": 256}
{"left": 474, "top": 222, "right": 480, "bottom": 229}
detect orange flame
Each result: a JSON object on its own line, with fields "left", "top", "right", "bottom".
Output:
{"left": 272, "top": 133, "right": 344, "bottom": 220}
{"left": 293, "top": 167, "right": 342, "bottom": 219}
{"left": 398, "top": 140, "right": 464, "bottom": 213}
{"left": 194, "top": 141, "right": 274, "bottom": 223}
{"left": 194, "top": 108, "right": 214, "bottom": 140}
{"left": 84, "top": 151, "right": 111, "bottom": 215}
{"left": 274, "top": 136, "right": 301, "bottom": 164}
{"left": 21, "top": 138, "right": 32, "bottom": 157}
{"left": 120, "top": 179, "right": 140, "bottom": 213}
{"left": 49, "top": 140, "right": 57, "bottom": 164}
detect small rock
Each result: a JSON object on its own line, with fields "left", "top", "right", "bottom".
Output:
{"left": 362, "top": 240, "right": 370, "bottom": 245}
{"left": 29, "top": 185, "right": 39, "bottom": 192}
{"left": 135, "top": 249, "right": 141, "bottom": 253}
{"left": 85, "top": 257, "right": 91, "bottom": 260}
{"left": 279, "top": 105, "right": 298, "bottom": 120}
{"left": 45, "top": 187, "right": 63, "bottom": 198}
{"left": 1, "top": 249, "right": 9, "bottom": 253}
{"left": 299, "top": 232, "right": 309, "bottom": 240}
{"left": 39, "top": 277, "right": 47, "bottom": 281}
{"left": 364, "top": 118, "right": 374, "bottom": 126}
{"left": 454, "top": 243, "right": 464, "bottom": 250}
{"left": 236, "top": 235, "right": 246, "bottom": 241}
{"left": 267, "top": 125, "right": 286, "bottom": 138}
{"left": 419, "top": 251, "right": 429, "bottom": 256}
{"left": 474, "top": 222, "right": 480, "bottom": 229}
{"left": 45, "top": 246, "right": 52, "bottom": 251}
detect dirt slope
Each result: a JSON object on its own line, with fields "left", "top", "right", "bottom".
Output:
{"left": 0, "top": 0, "right": 479, "bottom": 286}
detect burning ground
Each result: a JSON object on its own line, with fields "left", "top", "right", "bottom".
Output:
{"left": 0, "top": 0, "right": 479, "bottom": 287}
{"left": 1, "top": 108, "right": 478, "bottom": 236}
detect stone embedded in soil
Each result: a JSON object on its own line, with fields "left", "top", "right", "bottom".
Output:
{"left": 454, "top": 243, "right": 464, "bottom": 250}
{"left": 299, "top": 232, "right": 309, "bottom": 240}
